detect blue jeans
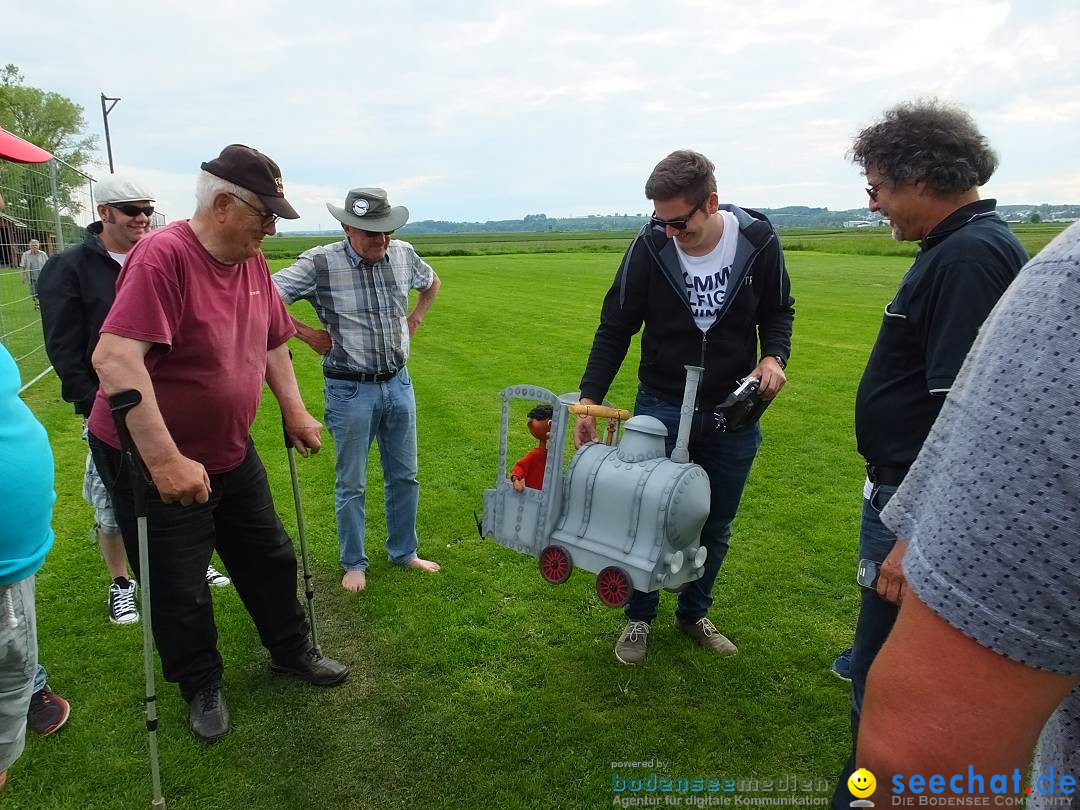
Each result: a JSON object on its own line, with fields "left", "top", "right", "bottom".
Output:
{"left": 832, "top": 482, "right": 899, "bottom": 810}
{"left": 324, "top": 369, "right": 420, "bottom": 572}
{"left": 625, "top": 388, "right": 762, "bottom": 624}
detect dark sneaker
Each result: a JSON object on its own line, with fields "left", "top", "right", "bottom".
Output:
{"left": 27, "top": 685, "right": 70, "bottom": 736}
{"left": 188, "top": 682, "right": 230, "bottom": 743}
{"left": 270, "top": 648, "right": 349, "bottom": 686}
{"left": 614, "top": 620, "right": 651, "bottom": 665}
{"left": 675, "top": 616, "right": 737, "bottom": 656}
{"left": 205, "top": 565, "right": 231, "bottom": 587}
{"left": 831, "top": 647, "right": 854, "bottom": 682}
{"left": 108, "top": 579, "right": 139, "bottom": 625}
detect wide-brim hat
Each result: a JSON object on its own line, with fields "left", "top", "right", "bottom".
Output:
{"left": 201, "top": 144, "right": 299, "bottom": 220}
{"left": 327, "top": 187, "right": 408, "bottom": 232}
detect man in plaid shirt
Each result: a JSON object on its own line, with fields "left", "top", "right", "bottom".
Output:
{"left": 273, "top": 188, "right": 442, "bottom": 592}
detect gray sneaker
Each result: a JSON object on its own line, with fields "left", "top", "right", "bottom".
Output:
{"left": 675, "top": 616, "right": 737, "bottom": 656}
{"left": 615, "top": 620, "right": 651, "bottom": 665}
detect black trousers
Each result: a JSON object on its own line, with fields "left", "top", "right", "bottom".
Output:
{"left": 90, "top": 434, "right": 309, "bottom": 702}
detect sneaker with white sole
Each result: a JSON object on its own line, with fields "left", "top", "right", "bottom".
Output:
{"left": 830, "top": 646, "right": 853, "bottom": 682}
{"left": 206, "top": 565, "right": 231, "bottom": 587}
{"left": 614, "top": 620, "right": 651, "bottom": 665}
{"left": 108, "top": 579, "right": 139, "bottom": 625}
{"left": 675, "top": 616, "right": 737, "bottom": 656}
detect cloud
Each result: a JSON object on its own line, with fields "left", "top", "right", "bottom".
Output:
{"left": 3, "top": 0, "right": 1077, "bottom": 225}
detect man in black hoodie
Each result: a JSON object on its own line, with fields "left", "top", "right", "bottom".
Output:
{"left": 575, "top": 149, "right": 794, "bottom": 666}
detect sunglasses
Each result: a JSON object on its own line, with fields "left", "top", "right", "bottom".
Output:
{"left": 228, "top": 192, "right": 279, "bottom": 225}
{"left": 650, "top": 199, "right": 705, "bottom": 232}
{"left": 360, "top": 229, "right": 393, "bottom": 238}
{"left": 865, "top": 180, "right": 886, "bottom": 202}
{"left": 108, "top": 203, "right": 155, "bottom": 218}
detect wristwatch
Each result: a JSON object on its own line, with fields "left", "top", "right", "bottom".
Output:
{"left": 768, "top": 355, "right": 787, "bottom": 370}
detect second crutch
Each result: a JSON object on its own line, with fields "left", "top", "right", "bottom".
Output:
{"left": 109, "top": 389, "right": 166, "bottom": 810}
{"left": 283, "top": 415, "right": 320, "bottom": 655}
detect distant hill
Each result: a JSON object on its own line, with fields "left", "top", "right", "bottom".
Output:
{"left": 285, "top": 203, "right": 1079, "bottom": 236}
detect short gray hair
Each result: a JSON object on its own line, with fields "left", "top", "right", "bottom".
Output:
{"left": 194, "top": 170, "right": 258, "bottom": 212}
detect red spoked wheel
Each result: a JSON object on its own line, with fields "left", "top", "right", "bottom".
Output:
{"left": 595, "top": 566, "right": 632, "bottom": 608}
{"left": 538, "top": 545, "right": 573, "bottom": 585}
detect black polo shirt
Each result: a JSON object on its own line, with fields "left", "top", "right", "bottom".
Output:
{"left": 855, "top": 199, "right": 1028, "bottom": 467}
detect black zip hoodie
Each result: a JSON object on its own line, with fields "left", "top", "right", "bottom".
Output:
{"left": 37, "top": 222, "right": 121, "bottom": 416}
{"left": 580, "top": 204, "right": 794, "bottom": 407}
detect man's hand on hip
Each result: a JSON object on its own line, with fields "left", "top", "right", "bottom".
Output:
{"left": 284, "top": 410, "right": 323, "bottom": 456}
{"left": 150, "top": 454, "right": 211, "bottom": 507}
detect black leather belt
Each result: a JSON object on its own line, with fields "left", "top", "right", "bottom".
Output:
{"left": 866, "top": 463, "right": 909, "bottom": 487}
{"left": 324, "top": 368, "right": 398, "bottom": 383}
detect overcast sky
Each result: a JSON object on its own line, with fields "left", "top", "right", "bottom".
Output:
{"left": 6, "top": 0, "right": 1078, "bottom": 230}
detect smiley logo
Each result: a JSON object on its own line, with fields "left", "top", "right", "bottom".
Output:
{"left": 848, "top": 769, "right": 877, "bottom": 799}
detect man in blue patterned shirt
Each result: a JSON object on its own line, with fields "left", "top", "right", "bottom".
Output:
{"left": 272, "top": 188, "right": 442, "bottom": 592}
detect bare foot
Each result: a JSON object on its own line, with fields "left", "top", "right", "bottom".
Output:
{"left": 341, "top": 570, "right": 367, "bottom": 592}
{"left": 406, "top": 558, "right": 441, "bottom": 573}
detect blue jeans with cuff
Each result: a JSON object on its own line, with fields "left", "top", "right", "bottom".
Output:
{"left": 324, "top": 368, "right": 421, "bottom": 572}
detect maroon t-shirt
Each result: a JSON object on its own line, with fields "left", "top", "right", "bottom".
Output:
{"left": 88, "top": 221, "right": 296, "bottom": 473}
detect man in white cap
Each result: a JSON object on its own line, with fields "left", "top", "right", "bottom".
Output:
{"left": 39, "top": 175, "right": 213, "bottom": 631}
{"left": 273, "top": 188, "right": 442, "bottom": 592}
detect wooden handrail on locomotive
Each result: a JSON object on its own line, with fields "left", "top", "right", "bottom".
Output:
{"left": 567, "top": 403, "right": 632, "bottom": 446}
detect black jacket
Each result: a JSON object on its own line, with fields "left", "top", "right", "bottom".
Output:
{"left": 38, "top": 222, "right": 120, "bottom": 416}
{"left": 580, "top": 204, "right": 795, "bottom": 407}
{"left": 854, "top": 199, "right": 1027, "bottom": 466}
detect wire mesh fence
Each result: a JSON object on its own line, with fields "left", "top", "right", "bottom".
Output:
{"left": 0, "top": 157, "right": 95, "bottom": 390}
{"left": 0, "top": 154, "right": 167, "bottom": 392}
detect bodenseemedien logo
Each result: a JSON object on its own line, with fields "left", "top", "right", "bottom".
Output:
{"left": 849, "top": 768, "right": 877, "bottom": 807}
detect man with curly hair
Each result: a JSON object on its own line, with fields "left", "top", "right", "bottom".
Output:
{"left": 832, "top": 100, "right": 1028, "bottom": 807}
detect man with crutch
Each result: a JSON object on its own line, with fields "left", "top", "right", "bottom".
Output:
{"left": 87, "top": 144, "right": 348, "bottom": 744}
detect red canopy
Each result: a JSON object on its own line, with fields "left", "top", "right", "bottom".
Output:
{"left": 0, "top": 127, "right": 53, "bottom": 163}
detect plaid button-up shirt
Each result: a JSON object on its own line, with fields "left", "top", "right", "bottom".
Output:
{"left": 272, "top": 239, "right": 434, "bottom": 374}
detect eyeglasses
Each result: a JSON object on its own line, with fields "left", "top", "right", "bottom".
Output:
{"left": 360, "top": 229, "right": 393, "bottom": 238}
{"left": 108, "top": 203, "right": 155, "bottom": 218}
{"left": 865, "top": 180, "right": 886, "bottom": 202}
{"left": 650, "top": 199, "right": 705, "bottom": 232}
{"left": 228, "top": 192, "right": 279, "bottom": 226}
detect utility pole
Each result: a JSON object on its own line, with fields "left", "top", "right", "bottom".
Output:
{"left": 100, "top": 93, "right": 121, "bottom": 173}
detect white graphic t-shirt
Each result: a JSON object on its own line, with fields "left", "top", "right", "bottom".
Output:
{"left": 676, "top": 210, "right": 739, "bottom": 332}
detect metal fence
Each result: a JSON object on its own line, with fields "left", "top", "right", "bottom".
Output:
{"left": 0, "top": 157, "right": 95, "bottom": 390}
{"left": 0, "top": 157, "right": 167, "bottom": 393}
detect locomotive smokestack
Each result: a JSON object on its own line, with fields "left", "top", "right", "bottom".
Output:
{"left": 670, "top": 365, "right": 703, "bottom": 463}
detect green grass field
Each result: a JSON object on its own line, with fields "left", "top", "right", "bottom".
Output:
{"left": 4, "top": 224, "right": 1065, "bottom": 808}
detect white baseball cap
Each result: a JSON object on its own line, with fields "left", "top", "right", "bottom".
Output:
{"left": 95, "top": 174, "right": 155, "bottom": 205}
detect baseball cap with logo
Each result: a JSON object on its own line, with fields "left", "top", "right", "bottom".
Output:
{"left": 95, "top": 174, "right": 155, "bottom": 205}
{"left": 200, "top": 144, "right": 300, "bottom": 220}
